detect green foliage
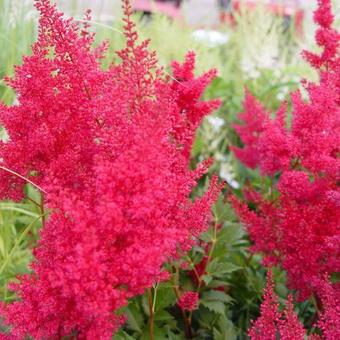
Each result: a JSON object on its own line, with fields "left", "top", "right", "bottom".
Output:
{"left": 0, "top": 186, "right": 43, "bottom": 302}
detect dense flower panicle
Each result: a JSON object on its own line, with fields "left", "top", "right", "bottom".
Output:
{"left": 248, "top": 271, "right": 282, "bottom": 340}
{"left": 232, "top": 0, "right": 340, "bottom": 299}
{"left": 0, "top": 0, "right": 107, "bottom": 201}
{"left": 0, "top": 0, "right": 221, "bottom": 338}
{"left": 170, "top": 52, "right": 221, "bottom": 159}
{"left": 316, "top": 279, "right": 340, "bottom": 340}
{"left": 231, "top": 92, "right": 268, "bottom": 170}
{"left": 303, "top": 0, "right": 339, "bottom": 73}
{"left": 232, "top": 94, "right": 292, "bottom": 175}
{"left": 249, "top": 273, "right": 339, "bottom": 340}
{"left": 177, "top": 291, "right": 199, "bottom": 311}
{"left": 278, "top": 295, "right": 306, "bottom": 340}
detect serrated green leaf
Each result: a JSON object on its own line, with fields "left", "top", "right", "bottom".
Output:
{"left": 141, "top": 325, "right": 168, "bottom": 340}
{"left": 166, "top": 329, "right": 184, "bottom": 340}
{"left": 212, "top": 198, "right": 233, "bottom": 224}
{"left": 200, "top": 300, "right": 225, "bottom": 315}
{"left": 202, "top": 290, "right": 233, "bottom": 304}
{"left": 113, "top": 330, "right": 135, "bottom": 340}
{"left": 214, "top": 317, "right": 237, "bottom": 340}
{"left": 154, "top": 310, "right": 174, "bottom": 322}
{"left": 207, "top": 260, "right": 242, "bottom": 277}
{"left": 202, "top": 274, "right": 213, "bottom": 285}
{"left": 218, "top": 223, "right": 244, "bottom": 246}
{"left": 207, "top": 280, "right": 230, "bottom": 289}
{"left": 154, "top": 285, "right": 176, "bottom": 312}
{"left": 200, "top": 227, "right": 214, "bottom": 243}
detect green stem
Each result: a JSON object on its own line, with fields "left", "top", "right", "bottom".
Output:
{"left": 40, "top": 194, "right": 46, "bottom": 228}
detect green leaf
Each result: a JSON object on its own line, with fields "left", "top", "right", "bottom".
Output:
{"left": 200, "top": 300, "right": 226, "bottom": 315}
{"left": 206, "top": 279, "right": 230, "bottom": 289}
{"left": 207, "top": 260, "right": 242, "bottom": 277}
{"left": 218, "top": 223, "right": 245, "bottom": 246}
{"left": 213, "top": 317, "right": 237, "bottom": 340}
{"left": 166, "top": 329, "right": 184, "bottom": 340}
{"left": 202, "top": 274, "right": 213, "bottom": 285}
{"left": 154, "top": 310, "right": 174, "bottom": 322}
{"left": 113, "top": 330, "right": 135, "bottom": 340}
{"left": 125, "top": 304, "right": 143, "bottom": 333}
{"left": 200, "top": 227, "right": 214, "bottom": 243}
{"left": 212, "top": 198, "right": 233, "bottom": 224}
{"left": 154, "top": 284, "right": 176, "bottom": 312}
{"left": 141, "top": 325, "right": 168, "bottom": 340}
{"left": 202, "top": 290, "right": 233, "bottom": 304}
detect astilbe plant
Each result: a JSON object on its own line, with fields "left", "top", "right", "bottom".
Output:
{"left": 248, "top": 270, "right": 283, "bottom": 340}
{"left": 231, "top": 0, "right": 339, "bottom": 301}
{"left": 0, "top": 0, "right": 222, "bottom": 338}
{"left": 249, "top": 271, "right": 340, "bottom": 340}
{"left": 177, "top": 291, "right": 199, "bottom": 311}
{"left": 314, "top": 277, "right": 340, "bottom": 340}
{"left": 248, "top": 270, "right": 306, "bottom": 340}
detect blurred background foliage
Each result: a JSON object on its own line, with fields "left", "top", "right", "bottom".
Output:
{"left": 0, "top": 0, "right": 338, "bottom": 338}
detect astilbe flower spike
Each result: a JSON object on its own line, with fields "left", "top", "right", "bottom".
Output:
{"left": 278, "top": 295, "right": 306, "bottom": 340}
{"left": 249, "top": 272, "right": 339, "bottom": 340}
{"left": 315, "top": 278, "right": 340, "bottom": 340}
{"left": 231, "top": 0, "right": 340, "bottom": 300}
{"left": 0, "top": 0, "right": 222, "bottom": 338}
{"left": 177, "top": 291, "right": 199, "bottom": 311}
{"left": 248, "top": 270, "right": 283, "bottom": 340}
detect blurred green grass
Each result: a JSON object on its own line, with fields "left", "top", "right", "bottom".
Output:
{"left": 0, "top": 0, "right": 36, "bottom": 104}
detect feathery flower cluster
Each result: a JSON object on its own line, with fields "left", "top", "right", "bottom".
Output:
{"left": 315, "top": 278, "right": 340, "bottom": 340}
{"left": 0, "top": 0, "right": 221, "bottom": 338}
{"left": 248, "top": 271, "right": 283, "bottom": 340}
{"left": 249, "top": 271, "right": 338, "bottom": 340}
{"left": 177, "top": 292, "right": 199, "bottom": 311}
{"left": 177, "top": 291, "right": 199, "bottom": 311}
{"left": 232, "top": 0, "right": 340, "bottom": 300}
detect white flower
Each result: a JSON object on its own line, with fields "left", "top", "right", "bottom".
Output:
{"left": 192, "top": 29, "right": 229, "bottom": 47}
{"left": 219, "top": 163, "right": 239, "bottom": 189}
{"left": 206, "top": 116, "right": 225, "bottom": 131}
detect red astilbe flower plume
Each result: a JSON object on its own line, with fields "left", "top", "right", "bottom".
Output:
{"left": 177, "top": 291, "right": 199, "bottom": 311}
{"left": 0, "top": 0, "right": 107, "bottom": 201}
{"left": 248, "top": 270, "right": 283, "bottom": 340}
{"left": 231, "top": 0, "right": 340, "bottom": 300}
{"left": 249, "top": 271, "right": 306, "bottom": 340}
{"left": 0, "top": 0, "right": 222, "bottom": 338}
{"left": 249, "top": 273, "right": 339, "bottom": 340}
{"left": 315, "top": 279, "right": 340, "bottom": 340}
{"left": 278, "top": 295, "right": 306, "bottom": 340}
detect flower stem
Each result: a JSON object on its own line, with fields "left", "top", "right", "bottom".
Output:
{"left": 147, "top": 288, "right": 155, "bottom": 340}
{"left": 40, "top": 194, "right": 46, "bottom": 228}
